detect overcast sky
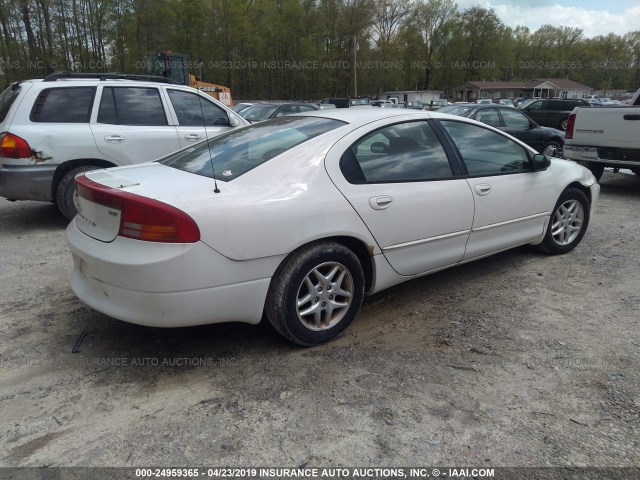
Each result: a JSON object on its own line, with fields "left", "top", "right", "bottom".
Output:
{"left": 456, "top": 0, "right": 640, "bottom": 37}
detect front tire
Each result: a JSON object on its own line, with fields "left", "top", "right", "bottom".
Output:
{"left": 265, "top": 241, "right": 365, "bottom": 346}
{"left": 538, "top": 187, "right": 590, "bottom": 255}
{"left": 56, "top": 166, "right": 100, "bottom": 221}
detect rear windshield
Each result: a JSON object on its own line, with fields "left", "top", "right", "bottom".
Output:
{"left": 0, "top": 84, "right": 21, "bottom": 123}
{"left": 159, "top": 116, "right": 346, "bottom": 181}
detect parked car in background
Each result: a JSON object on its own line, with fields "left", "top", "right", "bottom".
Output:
{"left": 0, "top": 72, "right": 247, "bottom": 220}
{"left": 232, "top": 102, "right": 255, "bottom": 113}
{"left": 515, "top": 97, "right": 529, "bottom": 107}
{"left": 318, "top": 103, "right": 337, "bottom": 109}
{"left": 439, "top": 104, "right": 565, "bottom": 157}
{"left": 371, "top": 100, "right": 398, "bottom": 108}
{"left": 518, "top": 98, "right": 590, "bottom": 131}
{"left": 66, "top": 108, "right": 598, "bottom": 346}
{"left": 498, "top": 99, "right": 515, "bottom": 106}
{"left": 428, "top": 99, "right": 450, "bottom": 110}
{"left": 404, "top": 101, "right": 425, "bottom": 110}
{"left": 318, "top": 98, "right": 350, "bottom": 108}
{"left": 318, "top": 98, "right": 371, "bottom": 109}
{"left": 239, "top": 102, "right": 319, "bottom": 122}
{"left": 350, "top": 98, "right": 371, "bottom": 107}
{"left": 477, "top": 99, "right": 493, "bottom": 105}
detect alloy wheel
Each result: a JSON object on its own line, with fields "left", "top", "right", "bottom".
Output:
{"left": 551, "top": 199, "right": 584, "bottom": 245}
{"left": 296, "top": 261, "right": 354, "bottom": 331}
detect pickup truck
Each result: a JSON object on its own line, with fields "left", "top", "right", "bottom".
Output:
{"left": 563, "top": 88, "right": 640, "bottom": 180}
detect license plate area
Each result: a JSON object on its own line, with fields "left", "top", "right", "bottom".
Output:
{"left": 75, "top": 195, "right": 121, "bottom": 242}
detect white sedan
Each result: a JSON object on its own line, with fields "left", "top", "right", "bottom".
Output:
{"left": 66, "top": 109, "right": 599, "bottom": 345}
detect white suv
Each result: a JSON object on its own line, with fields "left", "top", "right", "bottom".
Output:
{"left": 0, "top": 72, "right": 247, "bottom": 219}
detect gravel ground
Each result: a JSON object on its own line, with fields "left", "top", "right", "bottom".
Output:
{"left": 0, "top": 171, "right": 638, "bottom": 472}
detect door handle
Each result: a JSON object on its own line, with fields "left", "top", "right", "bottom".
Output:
{"left": 474, "top": 184, "right": 492, "bottom": 195}
{"left": 623, "top": 114, "right": 640, "bottom": 120}
{"left": 104, "top": 135, "right": 125, "bottom": 143}
{"left": 369, "top": 196, "right": 394, "bottom": 210}
{"left": 184, "top": 133, "right": 202, "bottom": 141}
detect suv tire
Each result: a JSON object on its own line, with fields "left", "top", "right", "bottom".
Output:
{"left": 56, "top": 166, "right": 100, "bottom": 221}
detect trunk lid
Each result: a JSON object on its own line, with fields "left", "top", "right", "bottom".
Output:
{"left": 75, "top": 162, "right": 223, "bottom": 242}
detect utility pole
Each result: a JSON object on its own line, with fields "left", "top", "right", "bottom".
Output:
{"left": 353, "top": 35, "right": 358, "bottom": 98}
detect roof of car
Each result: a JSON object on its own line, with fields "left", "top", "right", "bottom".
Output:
{"left": 249, "top": 101, "right": 315, "bottom": 106}
{"left": 292, "top": 107, "right": 438, "bottom": 127}
{"left": 17, "top": 74, "right": 187, "bottom": 89}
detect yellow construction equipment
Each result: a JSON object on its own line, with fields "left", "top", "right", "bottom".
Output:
{"left": 145, "top": 51, "right": 232, "bottom": 106}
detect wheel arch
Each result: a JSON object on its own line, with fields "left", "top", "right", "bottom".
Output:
{"left": 51, "top": 159, "right": 117, "bottom": 200}
{"left": 327, "top": 235, "right": 374, "bottom": 292}
{"left": 270, "top": 235, "right": 375, "bottom": 294}
{"left": 566, "top": 181, "right": 592, "bottom": 205}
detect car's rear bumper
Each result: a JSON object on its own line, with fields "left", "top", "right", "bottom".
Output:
{"left": 0, "top": 161, "right": 55, "bottom": 201}
{"left": 564, "top": 145, "right": 640, "bottom": 167}
{"left": 66, "top": 221, "right": 279, "bottom": 327}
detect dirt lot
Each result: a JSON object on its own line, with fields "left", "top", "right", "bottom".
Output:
{"left": 0, "top": 171, "right": 639, "bottom": 470}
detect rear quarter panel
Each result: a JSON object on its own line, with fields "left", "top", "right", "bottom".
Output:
{"left": 165, "top": 134, "right": 379, "bottom": 262}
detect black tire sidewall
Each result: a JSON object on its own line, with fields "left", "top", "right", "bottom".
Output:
{"left": 269, "top": 243, "right": 365, "bottom": 346}
{"left": 56, "top": 166, "right": 99, "bottom": 221}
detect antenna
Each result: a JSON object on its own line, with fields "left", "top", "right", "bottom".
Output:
{"left": 196, "top": 92, "right": 220, "bottom": 193}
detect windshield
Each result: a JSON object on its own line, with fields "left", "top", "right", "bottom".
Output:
{"left": 240, "top": 104, "right": 280, "bottom": 122}
{"left": 159, "top": 116, "right": 346, "bottom": 181}
{"left": 438, "top": 105, "right": 474, "bottom": 116}
{"left": 0, "top": 84, "right": 21, "bottom": 123}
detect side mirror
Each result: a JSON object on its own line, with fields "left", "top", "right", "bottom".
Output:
{"left": 371, "top": 142, "right": 388, "bottom": 154}
{"left": 229, "top": 115, "right": 241, "bottom": 127}
{"left": 529, "top": 122, "right": 538, "bottom": 130}
{"left": 532, "top": 153, "right": 551, "bottom": 170}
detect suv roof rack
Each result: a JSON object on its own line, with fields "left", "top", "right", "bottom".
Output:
{"left": 42, "top": 71, "right": 182, "bottom": 85}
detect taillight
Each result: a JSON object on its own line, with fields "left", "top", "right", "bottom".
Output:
{"left": 0, "top": 132, "right": 32, "bottom": 158}
{"left": 76, "top": 175, "right": 200, "bottom": 243}
{"left": 565, "top": 114, "right": 576, "bottom": 139}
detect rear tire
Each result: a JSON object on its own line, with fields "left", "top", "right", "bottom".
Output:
{"left": 56, "top": 166, "right": 100, "bottom": 221}
{"left": 542, "top": 141, "right": 562, "bottom": 158}
{"left": 559, "top": 118, "right": 568, "bottom": 131}
{"left": 537, "top": 187, "right": 590, "bottom": 255}
{"left": 265, "top": 241, "right": 365, "bottom": 346}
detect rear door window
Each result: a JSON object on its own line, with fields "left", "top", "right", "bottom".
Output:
{"left": 500, "top": 108, "right": 531, "bottom": 129}
{"left": 167, "top": 89, "right": 230, "bottom": 126}
{"left": 30, "top": 87, "right": 95, "bottom": 123}
{"left": 340, "top": 121, "right": 454, "bottom": 183}
{"left": 97, "top": 87, "right": 167, "bottom": 125}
